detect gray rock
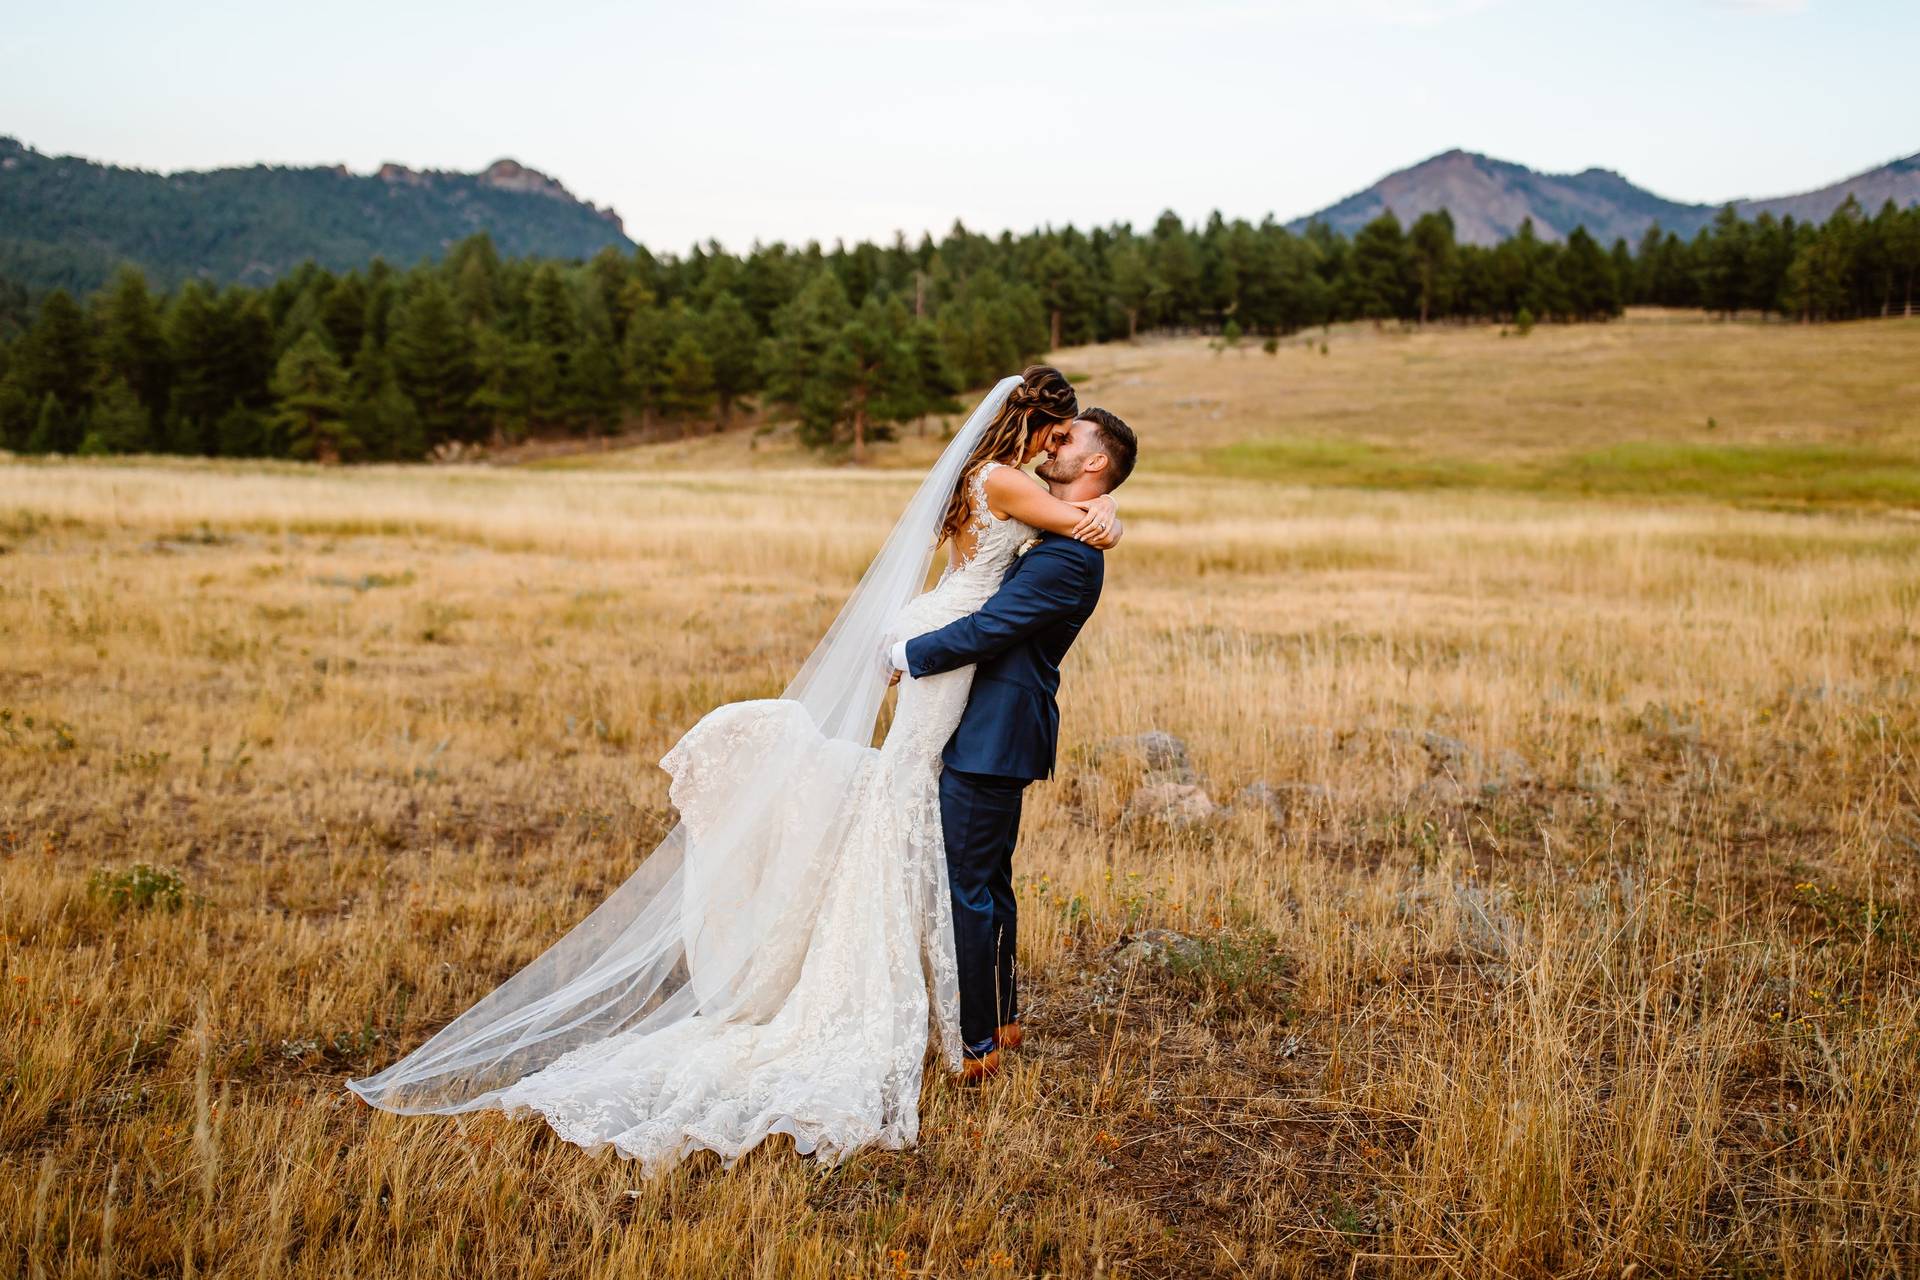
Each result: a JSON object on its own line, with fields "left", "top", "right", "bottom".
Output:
{"left": 1419, "top": 731, "right": 1482, "bottom": 772}
{"left": 1478, "top": 749, "right": 1535, "bottom": 797}
{"left": 1492, "top": 750, "right": 1533, "bottom": 783}
{"left": 1412, "top": 775, "right": 1468, "bottom": 806}
{"left": 1123, "top": 781, "right": 1217, "bottom": 826}
{"left": 1236, "top": 780, "right": 1331, "bottom": 819}
{"left": 1099, "top": 729, "right": 1195, "bottom": 781}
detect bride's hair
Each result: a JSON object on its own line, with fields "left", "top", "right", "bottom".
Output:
{"left": 937, "top": 365, "right": 1078, "bottom": 547}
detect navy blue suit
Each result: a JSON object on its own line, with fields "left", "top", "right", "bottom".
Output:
{"left": 905, "top": 533, "right": 1105, "bottom": 1053}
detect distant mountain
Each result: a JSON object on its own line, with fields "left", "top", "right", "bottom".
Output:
{"left": 1286, "top": 147, "right": 1920, "bottom": 246}
{"left": 0, "top": 137, "right": 634, "bottom": 295}
{"left": 1738, "top": 152, "right": 1920, "bottom": 224}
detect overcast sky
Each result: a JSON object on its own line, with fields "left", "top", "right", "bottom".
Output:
{"left": 5, "top": 1, "right": 1914, "bottom": 254}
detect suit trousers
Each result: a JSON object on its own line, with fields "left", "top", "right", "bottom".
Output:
{"left": 939, "top": 766, "right": 1029, "bottom": 1054}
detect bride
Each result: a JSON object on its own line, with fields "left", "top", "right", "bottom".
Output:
{"left": 345, "top": 366, "right": 1123, "bottom": 1173}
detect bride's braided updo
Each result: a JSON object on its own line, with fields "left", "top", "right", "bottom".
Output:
{"left": 937, "top": 365, "right": 1078, "bottom": 548}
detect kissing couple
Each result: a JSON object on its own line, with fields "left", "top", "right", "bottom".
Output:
{"left": 348, "top": 366, "right": 1139, "bottom": 1174}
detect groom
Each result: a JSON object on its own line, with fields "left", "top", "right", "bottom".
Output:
{"left": 888, "top": 408, "right": 1138, "bottom": 1083}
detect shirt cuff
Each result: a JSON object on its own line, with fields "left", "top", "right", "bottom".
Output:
{"left": 890, "top": 640, "right": 910, "bottom": 672}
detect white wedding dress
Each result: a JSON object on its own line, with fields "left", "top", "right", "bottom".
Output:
{"left": 484, "top": 462, "right": 1036, "bottom": 1172}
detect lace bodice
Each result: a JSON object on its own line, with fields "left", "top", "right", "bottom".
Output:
{"left": 929, "top": 461, "right": 1038, "bottom": 609}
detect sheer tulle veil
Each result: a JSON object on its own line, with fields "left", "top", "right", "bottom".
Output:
{"left": 344, "top": 374, "right": 1023, "bottom": 1115}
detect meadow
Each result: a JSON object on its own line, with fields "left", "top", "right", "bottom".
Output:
{"left": 3, "top": 312, "right": 1918, "bottom": 1277}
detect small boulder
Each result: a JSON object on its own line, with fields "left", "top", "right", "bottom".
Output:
{"left": 1419, "top": 730, "right": 1482, "bottom": 773}
{"left": 1478, "top": 749, "right": 1535, "bottom": 797}
{"left": 1411, "top": 774, "right": 1468, "bottom": 806}
{"left": 1133, "top": 730, "right": 1190, "bottom": 773}
{"left": 1236, "top": 780, "right": 1330, "bottom": 820}
{"left": 1492, "top": 750, "right": 1533, "bottom": 783}
{"left": 1124, "top": 781, "right": 1216, "bottom": 827}
{"left": 1103, "top": 730, "right": 1196, "bottom": 783}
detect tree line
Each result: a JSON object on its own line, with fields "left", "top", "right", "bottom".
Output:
{"left": 1, "top": 194, "right": 1913, "bottom": 463}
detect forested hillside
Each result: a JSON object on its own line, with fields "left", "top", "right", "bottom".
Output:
{"left": 0, "top": 196, "right": 1914, "bottom": 465}
{"left": 0, "top": 137, "right": 631, "bottom": 296}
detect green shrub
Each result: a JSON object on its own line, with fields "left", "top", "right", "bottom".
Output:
{"left": 87, "top": 862, "right": 188, "bottom": 913}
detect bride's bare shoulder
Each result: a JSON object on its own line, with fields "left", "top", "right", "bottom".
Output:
{"left": 981, "top": 463, "right": 1040, "bottom": 499}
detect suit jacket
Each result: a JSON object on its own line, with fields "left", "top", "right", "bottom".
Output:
{"left": 904, "top": 532, "right": 1105, "bottom": 781}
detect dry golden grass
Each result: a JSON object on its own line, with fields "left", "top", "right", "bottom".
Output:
{"left": 4, "top": 317, "right": 1920, "bottom": 1277}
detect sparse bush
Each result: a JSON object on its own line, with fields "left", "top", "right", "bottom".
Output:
{"left": 1165, "top": 929, "right": 1294, "bottom": 1015}
{"left": 87, "top": 862, "right": 187, "bottom": 913}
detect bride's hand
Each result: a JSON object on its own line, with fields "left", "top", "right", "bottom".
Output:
{"left": 1069, "top": 494, "right": 1117, "bottom": 543}
{"left": 1082, "top": 513, "right": 1123, "bottom": 550}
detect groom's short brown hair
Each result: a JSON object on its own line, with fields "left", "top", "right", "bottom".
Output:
{"left": 1079, "top": 408, "right": 1137, "bottom": 491}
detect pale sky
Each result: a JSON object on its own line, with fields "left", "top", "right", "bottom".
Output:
{"left": 4, "top": 1, "right": 1915, "bottom": 254}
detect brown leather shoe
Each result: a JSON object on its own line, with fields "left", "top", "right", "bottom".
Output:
{"left": 996, "top": 1021, "right": 1024, "bottom": 1051}
{"left": 957, "top": 1049, "right": 1002, "bottom": 1087}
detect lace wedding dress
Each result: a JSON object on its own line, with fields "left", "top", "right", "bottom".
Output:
{"left": 484, "top": 462, "right": 1036, "bottom": 1172}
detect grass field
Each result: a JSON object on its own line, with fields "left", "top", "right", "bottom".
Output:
{"left": 569, "top": 309, "right": 1920, "bottom": 511}
{"left": 3, "top": 312, "right": 1919, "bottom": 1278}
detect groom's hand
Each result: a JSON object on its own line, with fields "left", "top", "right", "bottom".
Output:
{"left": 880, "top": 638, "right": 909, "bottom": 685}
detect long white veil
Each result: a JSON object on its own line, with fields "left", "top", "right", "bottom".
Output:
{"left": 344, "top": 374, "right": 1022, "bottom": 1115}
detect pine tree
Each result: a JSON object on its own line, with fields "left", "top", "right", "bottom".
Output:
{"left": 587, "top": 245, "right": 634, "bottom": 345}
{"left": 620, "top": 284, "right": 669, "bottom": 426}
{"left": 348, "top": 337, "right": 425, "bottom": 460}
{"left": 657, "top": 331, "right": 716, "bottom": 433}
{"left": 163, "top": 282, "right": 222, "bottom": 453}
{"left": 94, "top": 268, "right": 169, "bottom": 430}
{"left": 216, "top": 403, "right": 269, "bottom": 458}
{"left": 1348, "top": 213, "right": 1412, "bottom": 322}
{"left": 1608, "top": 238, "right": 1634, "bottom": 313}
{"left": 447, "top": 234, "right": 503, "bottom": 327}
{"left": 1784, "top": 212, "right": 1856, "bottom": 322}
{"left": 273, "top": 283, "right": 329, "bottom": 360}
{"left": 15, "top": 290, "right": 94, "bottom": 424}
{"left": 1559, "top": 227, "right": 1617, "bottom": 321}
{"left": 1889, "top": 205, "right": 1920, "bottom": 316}
{"left": 1408, "top": 211, "right": 1457, "bottom": 325}
{"left": 1150, "top": 212, "right": 1200, "bottom": 329}
{"left": 1695, "top": 205, "right": 1751, "bottom": 318}
{"left": 700, "top": 292, "right": 761, "bottom": 425}
{"left": 322, "top": 274, "right": 370, "bottom": 368}
{"left": 760, "top": 271, "right": 856, "bottom": 450}
{"left": 569, "top": 337, "right": 623, "bottom": 435}
{"left": 270, "top": 330, "right": 354, "bottom": 462}
{"left": 903, "top": 316, "right": 962, "bottom": 434}
{"left": 1106, "top": 240, "right": 1154, "bottom": 340}
{"left": 390, "top": 278, "right": 474, "bottom": 445}
{"left": 522, "top": 263, "right": 582, "bottom": 431}
{"left": 1031, "top": 245, "right": 1092, "bottom": 350}
{"left": 80, "top": 375, "right": 153, "bottom": 454}
{"left": 832, "top": 297, "right": 918, "bottom": 463}
{"left": 0, "top": 377, "right": 31, "bottom": 451}
{"left": 468, "top": 325, "right": 533, "bottom": 444}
